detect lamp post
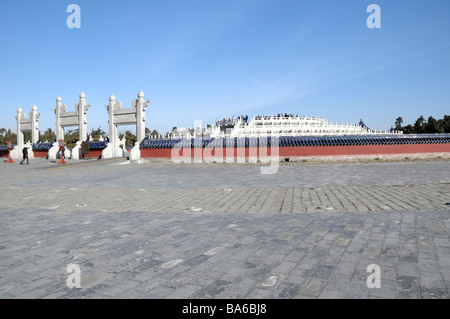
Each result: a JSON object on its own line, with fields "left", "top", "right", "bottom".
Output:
{"left": 58, "top": 139, "right": 66, "bottom": 164}
{"left": 6, "top": 141, "right": 14, "bottom": 163}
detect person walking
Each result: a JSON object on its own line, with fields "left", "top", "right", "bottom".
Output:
{"left": 20, "top": 146, "right": 29, "bottom": 165}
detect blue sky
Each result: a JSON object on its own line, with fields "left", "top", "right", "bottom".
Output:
{"left": 1, "top": 0, "right": 449, "bottom": 136}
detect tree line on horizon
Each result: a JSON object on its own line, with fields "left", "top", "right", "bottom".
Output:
{"left": 395, "top": 115, "right": 450, "bottom": 134}
{"left": 0, "top": 126, "right": 168, "bottom": 148}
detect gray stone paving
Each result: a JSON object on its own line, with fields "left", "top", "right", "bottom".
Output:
{"left": 0, "top": 158, "right": 449, "bottom": 299}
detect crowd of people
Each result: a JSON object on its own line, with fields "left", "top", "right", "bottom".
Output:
{"left": 255, "top": 113, "right": 300, "bottom": 120}
{"left": 216, "top": 113, "right": 309, "bottom": 127}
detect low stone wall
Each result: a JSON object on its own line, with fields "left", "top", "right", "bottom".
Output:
{"left": 82, "top": 149, "right": 103, "bottom": 159}
{"left": 33, "top": 150, "right": 49, "bottom": 158}
{"left": 141, "top": 143, "right": 450, "bottom": 160}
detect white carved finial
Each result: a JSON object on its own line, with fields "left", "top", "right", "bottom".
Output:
{"left": 56, "top": 96, "right": 62, "bottom": 102}
{"left": 110, "top": 94, "right": 116, "bottom": 101}
{"left": 138, "top": 90, "right": 144, "bottom": 98}
{"left": 80, "top": 92, "right": 86, "bottom": 98}
{"left": 143, "top": 98, "right": 151, "bottom": 110}
{"left": 17, "top": 107, "right": 23, "bottom": 113}
{"left": 32, "top": 105, "right": 38, "bottom": 111}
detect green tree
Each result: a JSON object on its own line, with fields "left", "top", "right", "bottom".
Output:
{"left": 0, "top": 128, "right": 6, "bottom": 145}
{"left": 443, "top": 115, "right": 450, "bottom": 133}
{"left": 124, "top": 130, "right": 136, "bottom": 148}
{"left": 41, "top": 128, "right": 56, "bottom": 143}
{"left": 436, "top": 119, "right": 445, "bottom": 133}
{"left": 150, "top": 129, "right": 160, "bottom": 138}
{"left": 5, "top": 129, "right": 17, "bottom": 144}
{"left": 23, "top": 131, "right": 32, "bottom": 144}
{"left": 414, "top": 115, "right": 426, "bottom": 134}
{"left": 402, "top": 124, "right": 414, "bottom": 134}
{"left": 394, "top": 117, "right": 403, "bottom": 131}
{"left": 425, "top": 116, "right": 438, "bottom": 133}
{"left": 65, "top": 129, "right": 79, "bottom": 148}
{"left": 90, "top": 127, "right": 106, "bottom": 141}
{"left": 394, "top": 115, "right": 450, "bottom": 134}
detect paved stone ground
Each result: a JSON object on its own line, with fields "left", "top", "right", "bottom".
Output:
{"left": 0, "top": 158, "right": 449, "bottom": 299}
